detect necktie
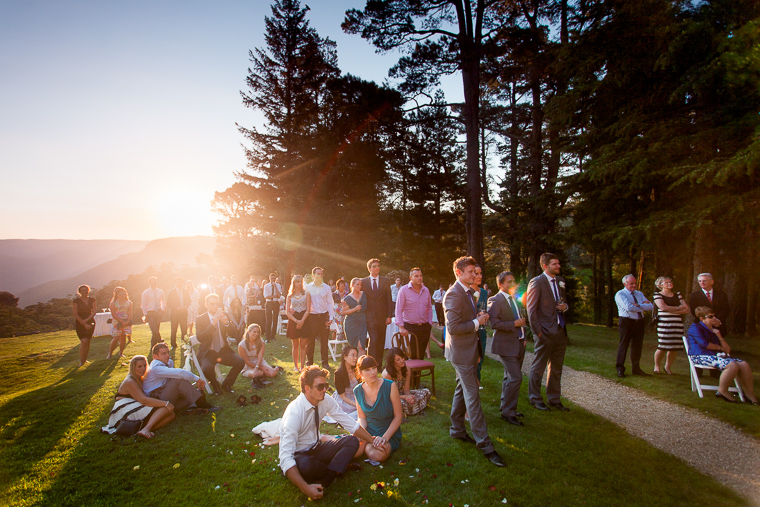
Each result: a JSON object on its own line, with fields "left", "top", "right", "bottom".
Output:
{"left": 213, "top": 321, "right": 224, "bottom": 352}
{"left": 178, "top": 289, "right": 183, "bottom": 307}
{"left": 507, "top": 295, "right": 522, "bottom": 338}
{"left": 706, "top": 291, "right": 712, "bottom": 303}
{"left": 153, "top": 289, "right": 159, "bottom": 311}
{"left": 466, "top": 289, "right": 477, "bottom": 314}
{"left": 372, "top": 278, "right": 377, "bottom": 292}
{"left": 550, "top": 279, "right": 560, "bottom": 301}
{"left": 313, "top": 406, "right": 320, "bottom": 445}
{"left": 631, "top": 291, "right": 638, "bottom": 304}
{"left": 273, "top": 283, "right": 279, "bottom": 299}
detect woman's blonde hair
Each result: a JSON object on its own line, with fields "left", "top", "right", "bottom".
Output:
{"left": 654, "top": 276, "right": 672, "bottom": 290}
{"left": 127, "top": 355, "right": 148, "bottom": 385}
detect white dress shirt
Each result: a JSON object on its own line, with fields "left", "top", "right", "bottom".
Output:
{"left": 142, "top": 358, "right": 199, "bottom": 394}
{"left": 455, "top": 280, "right": 480, "bottom": 331}
{"left": 305, "top": 282, "right": 334, "bottom": 320}
{"left": 223, "top": 284, "right": 245, "bottom": 311}
{"left": 141, "top": 287, "right": 165, "bottom": 315}
{"left": 263, "top": 282, "right": 283, "bottom": 300}
{"left": 278, "top": 392, "right": 359, "bottom": 474}
{"left": 432, "top": 289, "right": 445, "bottom": 304}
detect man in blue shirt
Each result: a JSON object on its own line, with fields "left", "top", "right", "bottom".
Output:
{"left": 143, "top": 343, "right": 218, "bottom": 414}
{"left": 615, "top": 274, "right": 654, "bottom": 378}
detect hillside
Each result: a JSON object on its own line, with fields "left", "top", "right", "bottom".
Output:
{"left": 0, "top": 239, "right": 148, "bottom": 294}
{"left": 15, "top": 236, "right": 217, "bottom": 306}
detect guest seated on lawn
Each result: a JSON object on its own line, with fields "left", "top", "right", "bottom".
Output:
{"left": 687, "top": 306, "right": 759, "bottom": 405}
{"left": 101, "top": 355, "right": 174, "bottom": 439}
{"left": 142, "top": 343, "right": 218, "bottom": 414}
{"left": 279, "top": 365, "right": 376, "bottom": 500}
{"left": 239, "top": 323, "right": 280, "bottom": 388}
{"left": 355, "top": 355, "right": 403, "bottom": 462}
{"left": 382, "top": 347, "right": 431, "bottom": 416}
{"left": 332, "top": 346, "right": 359, "bottom": 418}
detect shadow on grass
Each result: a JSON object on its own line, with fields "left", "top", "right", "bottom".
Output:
{"left": 0, "top": 360, "right": 117, "bottom": 500}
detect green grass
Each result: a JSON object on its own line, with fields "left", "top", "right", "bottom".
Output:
{"left": 0, "top": 324, "right": 748, "bottom": 506}
{"left": 554, "top": 323, "right": 760, "bottom": 438}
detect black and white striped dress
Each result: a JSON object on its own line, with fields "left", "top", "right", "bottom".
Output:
{"left": 654, "top": 291, "right": 684, "bottom": 350}
{"left": 101, "top": 393, "right": 154, "bottom": 434}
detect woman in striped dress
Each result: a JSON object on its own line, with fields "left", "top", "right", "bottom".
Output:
{"left": 652, "top": 276, "right": 689, "bottom": 374}
{"left": 101, "top": 355, "right": 175, "bottom": 439}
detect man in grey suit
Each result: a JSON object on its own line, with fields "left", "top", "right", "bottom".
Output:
{"left": 525, "top": 252, "right": 570, "bottom": 412}
{"left": 487, "top": 271, "right": 527, "bottom": 426}
{"left": 444, "top": 256, "right": 505, "bottom": 467}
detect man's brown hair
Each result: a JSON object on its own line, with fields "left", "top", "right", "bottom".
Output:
{"left": 452, "top": 256, "right": 476, "bottom": 275}
{"left": 299, "top": 365, "right": 329, "bottom": 393}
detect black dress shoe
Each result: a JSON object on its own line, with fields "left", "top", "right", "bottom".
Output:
{"left": 531, "top": 402, "right": 551, "bottom": 411}
{"left": 221, "top": 383, "right": 234, "bottom": 394}
{"left": 715, "top": 391, "right": 736, "bottom": 403}
{"left": 501, "top": 414, "right": 524, "bottom": 426}
{"left": 548, "top": 401, "right": 570, "bottom": 412}
{"left": 632, "top": 369, "right": 651, "bottom": 377}
{"left": 484, "top": 451, "right": 506, "bottom": 467}
{"left": 453, "top": 433, "right": 476, "bottom": 444}
{"left": 515, "top": 412, "right": 524, "bottom": 418}
{"left": 617, "top": 371, "right": 626, "bottom": 378}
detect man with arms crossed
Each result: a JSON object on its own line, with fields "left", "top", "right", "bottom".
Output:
{"left": 263, "top": 273, "right": 284, "bottom": 342}
{"left": 615, "top": 274, "right": 654, "bottom": 377}
{"left": 526, "top": 253, "right": 570, "bottom": 411}
{"left": 444, "top": 256, "right": 505, "bottom": 467}
{"left": 279, "top": 365, "right": 376, "bottom": 500}
{"left": 487, "top": 271, "right": 527, "bottom": 426}
{"left": 395, "top": 268, "right": 433, "bottom": 359}
{"left": 142, "top": 343, "right": 218, "bottom": 413}
{"left": 361, "top": 258, "right": 393, "bottom": 370}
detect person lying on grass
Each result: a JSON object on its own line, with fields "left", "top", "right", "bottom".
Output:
{"left": 101, "top": 355, "right": 175, "bottom": 439}
{"left": 686, "top": 306, "right": 759, "bottom": 405}
{"left": 279, "top": 365, "right": 376, "bottom": 500}
{"left": 354, "top": 354, "right": 403, "bottom": 463}
{"left": 239, "top": 323, "right": 280, "bottom": 388}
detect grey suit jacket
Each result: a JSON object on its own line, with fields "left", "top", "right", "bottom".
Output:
{"left": 526, "top": 274, "right": 566, "bottom": 338}
{"left": 487, "top": 292, "right": 524, "bottom": 357}
{"left": 443, "top": 282, "right": 480, "bottom": 365}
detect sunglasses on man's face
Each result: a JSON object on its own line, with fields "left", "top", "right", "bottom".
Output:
{"left": 706, "top": 315, "right": 716, "bottom": 319}
{"left": 312, "top": 383, "right": 328, "bottom": 391}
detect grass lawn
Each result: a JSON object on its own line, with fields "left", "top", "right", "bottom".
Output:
{"left": 555, "top": 324, "right": 760, "bottom": 438}
{"left": 0, "top": 324, "right": 748, "bottom": 506}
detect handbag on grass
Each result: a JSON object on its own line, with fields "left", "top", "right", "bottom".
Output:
{"left": 113, "top": 418, "right": 143, "bottom": 437}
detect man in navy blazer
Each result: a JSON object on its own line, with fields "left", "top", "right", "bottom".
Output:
{"left": 444, "top": 256, "right": 505, "bottom": 467}
{"left": 487, "top": 271, "right": 527, "bottom": 426}
{"left": 525, "top": 253, "right": 570, "bottom": 412}
{"left": 361, "top": 258, "right": 394, "bottom": 370}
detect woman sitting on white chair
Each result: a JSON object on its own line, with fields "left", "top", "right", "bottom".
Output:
{"left": 686, "top": 306, "right": 758, "bottom": 405}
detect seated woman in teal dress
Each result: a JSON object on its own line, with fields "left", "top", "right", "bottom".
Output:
{"left": 354, "top": 354, "right": 403, "bottom": 462}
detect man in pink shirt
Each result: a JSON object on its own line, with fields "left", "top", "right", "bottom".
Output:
{"left": 395, "top": 267, "right": 433, "bottom": 359}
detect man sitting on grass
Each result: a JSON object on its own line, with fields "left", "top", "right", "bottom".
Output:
{"left": 279, "top": 365, "right": 376, "bottom": 500}
{"left": 143, "top": 343, "right": 219, "bottom": 414}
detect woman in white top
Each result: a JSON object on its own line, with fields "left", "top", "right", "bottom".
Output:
{"left": 238, "top": 324, "right": 279, "bottom": 387}
{"left": 286, "top": 274, "right": 311, "bottom": 372}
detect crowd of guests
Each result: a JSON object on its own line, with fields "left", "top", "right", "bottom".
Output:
{"left": 86, "top": 255, "right": 757, "bottom": 498}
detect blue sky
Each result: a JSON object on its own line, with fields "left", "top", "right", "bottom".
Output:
{"left": 0, "top": 0, "right": 462, "bottom": 240}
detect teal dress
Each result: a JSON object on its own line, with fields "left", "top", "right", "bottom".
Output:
{"left": 475, "top": 287, "right": 488, "bottom": 381}
{"left": 354, "top": 378, "right": 402, "bottom": 452}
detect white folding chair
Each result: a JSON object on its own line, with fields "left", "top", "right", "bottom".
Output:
{"left": 182, "top": 335, "right": 222, "bottom": 395}
{"left": 327, "top": 325, "right": 348, "bottom": 362}
{"left": 682, "top": 336, "right": 744, "bottom": 401}
{"left": 278, "top": 311, "right": 288, "bottom": 336}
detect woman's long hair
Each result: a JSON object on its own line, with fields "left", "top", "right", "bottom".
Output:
{"left": 384, "top": 347, "right": 408, "bottom": 380}
{"left": 334, "top": 345, "right": 357, "bottom": 390}
{"left": 355, "top": 354, "right": 378, "bottom": 382}
{"left": 127, "top": 355, "right": 147, "bottom": 386}
{"left": 243, "top": 323, "right": 262, "bottom": 349}
{"left": 110, "top": 286, "right": 130, "bottom": 307}
{"left": 289, "top": 275, "right": 305, "bottom": 297}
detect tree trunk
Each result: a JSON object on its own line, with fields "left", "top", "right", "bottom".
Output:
{"left": 461, "top": 43, "right": 484, "bottom": 268}
{"left": 606, "top": 250, "right": 614, "bottom": 328}
{"left": 593, "top": 250, "right": 601, "bottom": 325}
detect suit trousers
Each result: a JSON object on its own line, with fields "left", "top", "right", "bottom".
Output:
{"left": 200, "top": 347, "right": 245, "bottom": 392}
{"left": 150, "top": 377, "right": 201, "bottom": 413}
{"left": 295, "top": 435, "right": 360, "bottom": 483}
{"left": 435, "top": 303, "right": 444, "bottom": 325}
{"left": 497, "top": 346, "right": 525, "bottom": 417}
{"left": 170, "top": 309, "right": 188, "bottom": 346}
{"left": 529, "top": 327, "right": 567, "bottom": 404}
{"left": 616, "top": 317, "right": 646, "bottom": 373}
{"left": 367, "top": 322, "right": 387, "bottom": 370}
{"left": 264, "top": 301, "right": 280, "bottom": 340}
{"left": 306, "top": 313, "right": 330, "bottom": 367}
{"left": 449, "top": 361, "right": 495, "bottom": 454}
{"left": 146, "top": 311, "right": 164, "bottom": 349}
{"left": 402, "top": 322, "right": 431, "bottom": 359}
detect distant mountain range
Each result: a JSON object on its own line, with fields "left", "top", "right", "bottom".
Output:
{"left": 0, "top": 237, "right": 217, "bottom": 307}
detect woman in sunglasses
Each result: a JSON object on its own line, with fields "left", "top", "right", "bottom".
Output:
{"left": 686, "top": 306, "right": 758, "bottom": 405}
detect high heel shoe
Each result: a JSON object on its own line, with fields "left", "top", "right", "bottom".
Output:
{"left": 715, "top": 391, "right": 736, "bottom": 403}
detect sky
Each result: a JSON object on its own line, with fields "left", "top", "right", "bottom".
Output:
{"left": 0, "top": 0, "right": 462, "bottom": 241}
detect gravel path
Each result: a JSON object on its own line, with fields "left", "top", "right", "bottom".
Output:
{"left": 485, "top": 344, "right": 760, "bottom": 504}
